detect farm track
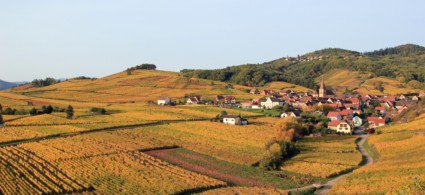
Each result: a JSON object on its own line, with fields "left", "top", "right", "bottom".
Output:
{"left": 0, "top": 119, "right": 208, "bottom": 148}
{"left": 288, "top": 130, "right": 374, "bottom": 194}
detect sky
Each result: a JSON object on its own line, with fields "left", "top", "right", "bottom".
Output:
{"left": 1, "top": 0, "right": 424, "bottom": 81}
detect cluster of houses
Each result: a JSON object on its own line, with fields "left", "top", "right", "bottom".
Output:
{"left": 157, "top": 78, "right": 424, "bottom": 129}
{"left": 243, "top": 78, "right": 422, "bottom": 134}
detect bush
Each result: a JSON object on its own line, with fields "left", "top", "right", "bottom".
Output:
{"left": 90, "top": 107, "right": 107, "bottom": 115}
{"left": 259, "top": 140, "right": 298, "bottom": 170}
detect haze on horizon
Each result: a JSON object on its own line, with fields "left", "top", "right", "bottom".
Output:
{"left": 1, "top": 0, "right": 424, "bottom": 82}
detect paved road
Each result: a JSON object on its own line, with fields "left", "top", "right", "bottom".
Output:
{"left": 288, "top": 130, "right": 374, "bottom": 194}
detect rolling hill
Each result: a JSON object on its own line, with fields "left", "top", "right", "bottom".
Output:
{"left": 181, "top": 44, "right": 425, "bottom": 94}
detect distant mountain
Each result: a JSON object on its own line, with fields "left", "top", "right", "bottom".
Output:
{"left": 181, "top": 44, "right": 425, "bottom": 91}
{"left": 0, "top": 80, "right": 22, "bottom": 90}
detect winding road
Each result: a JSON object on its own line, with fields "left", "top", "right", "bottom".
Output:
{"left": 288, "top": 130, "right": 374, "bottom": 194}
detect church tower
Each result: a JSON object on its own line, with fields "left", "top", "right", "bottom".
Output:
{"left": 319, "top": 76, "right": 325, "bottom": 98}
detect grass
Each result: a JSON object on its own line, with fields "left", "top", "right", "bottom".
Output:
{"left": 362, "top": 139, "right": 380, "bottom": 162}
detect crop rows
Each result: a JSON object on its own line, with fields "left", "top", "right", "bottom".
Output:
{"left": 0, "top": 146, "right": 90, "bottom": 194}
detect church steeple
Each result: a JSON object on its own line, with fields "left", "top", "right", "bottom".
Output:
{"left": 319, "top": 75, "right": 325, "bottom": 98}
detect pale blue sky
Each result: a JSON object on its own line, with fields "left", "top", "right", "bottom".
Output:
{"left": 1, "top": 0, "right": 424, "bottom": 81}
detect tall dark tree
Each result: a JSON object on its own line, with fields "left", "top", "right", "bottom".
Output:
{"left": 66, "top": 105, "right": 74, "bottom": 119}
{"left": 46, "top": 105, "right": 54, "bottom": 114}
{"left": 0, "top": 114, "right": 3, "bottom": 125}
{"left": 29, "top": 108, "right": 37, "bottom": 116}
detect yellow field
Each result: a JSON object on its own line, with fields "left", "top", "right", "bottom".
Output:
{"left": 72, "top": 118, "right": 280, "bottom": 165}
{"left": 263, "top": 81, "right": 312, "bottom": 92}
{"left": 281, "top": 136, "right": 362, "bottom": 178}
{"left": 316, "top": 69, "right": 421, "bottom": 95}
{"left": 356, "top": 77, "right": 420, "bottom": 95}
{"left": 0, "top": 144, "right": 225, "bottom": 194}
{"left": 316, "top": 69, "right": 370, "bottom": 91}
{"left": 8, "top": 70, "right": 259, "bottom": 103}
{"left": 331, "top": 114, "right": 425, "bottom": 194}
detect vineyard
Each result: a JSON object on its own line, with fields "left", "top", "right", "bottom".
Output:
{"left": 1, "top": 69, "right": 409, "bottom": 194}
{"left": 331, "top": 114, "right": 425, "bottom": 194}
{"left": 280, "top": 136, "right": 362, "bottom": 178}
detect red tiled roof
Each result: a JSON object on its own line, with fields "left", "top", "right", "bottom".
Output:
{"left": 327, "top": 112, "right": 340, "bottom": 118}
{"left": 340, "top": 109, "right": 353, "bottom": 116}
{"left": 367, "top": 117, "right": 385, "bottom": 124}
{"left": 328, "top": 120, "right": 341, "bottom": 127}
{"left": 374, "top": 107, "right": 386, "bottom": 111}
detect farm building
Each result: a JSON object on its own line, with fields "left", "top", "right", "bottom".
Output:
{"left": 222, "top": 116, "right": 248, "bottom": 125}
{"left": 157, "top": 97, "right": 171, "bottom": 105}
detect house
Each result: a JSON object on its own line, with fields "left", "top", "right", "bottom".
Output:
{"left": 187, "top": 97, "right": 199, "bottom": 104}
{"left": 261, "top": 97, "right": 283, "bottom": 109}
{"left": 340, "top": 109, "right": 354, "bottom": 120}
{"left": 241, "top": 102, "right": 254, "bottom": 109}
{"left": 281, "top": 112, "right": 301, "bottom": 119}
{"left": 157, "top": 97, "right": 171, "bottom": 105}
{"left": 412, "top": 96, "right": 420, "bottom": 101}
{"left": 250, "top": 88, "right": 259, "bottom": 94}
{"left": 336, "top": 121, "right": 353, "bottom": 134}
{"left": 215, "top": 95, "right": 225, "bottom": 103}
{"left": 367, "top": 117, "right": 386, "bottom": 128}
{"left": 374, "top": 107, "right": 387, "bottom": 116}
{"left": 327, "top": 120, "right": 340, "bottom": 131}
{"left": 222, "top": 116, "right": 248, "bottom": 125}
{"left": 353, "top": 116, "right": 363, "bottom": 127}
{"left": 327, "top": 112, "right": 342, "bottom": 121}
{"left": 224, "top": 96, "right": 237, "bottom": 104}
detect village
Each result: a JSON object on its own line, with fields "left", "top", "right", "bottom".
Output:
{"left": 157, "top": 77, "right": 425, "bottom": 135}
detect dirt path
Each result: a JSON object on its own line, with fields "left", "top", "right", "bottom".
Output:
{"left": 145, "top": 148, "right": 270, "bottom": 187}
{"left": 288, "top": 130, "right": 374, "bottom": 194}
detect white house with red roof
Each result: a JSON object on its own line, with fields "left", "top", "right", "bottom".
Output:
{"left": 157, "top": 97, "right": 171, "bottom": 105}
{"left": 367, "top": 117, "right": 386, "bottom": 128}
{"left": 186, "top": 97, "right": 200, "bottom": 104}
{"left": 336, "top": 121, "right": 353, "bottom": 134}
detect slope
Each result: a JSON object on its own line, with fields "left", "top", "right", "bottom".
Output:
{"left": 8, "top": 70, "right": 260, "bottom": 103}
{"left": 181, "top": 44, "right": 425, "bottom": 91}
{"left": 331, "top": 103, "right": 425, "bottom": 194}
{"left": 315, "top": 69, "right": 421, "bottom": 95}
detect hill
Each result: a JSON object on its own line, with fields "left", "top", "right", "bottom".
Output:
{"left": 181, "top": 44, "right": 425, "bottom": 93}
{"left": 7, "top": 70, "right": 264, "bottom": 103}
{"left": 0, "top": 79, "right": 21, "bottom": 90}
{"left": 314, "top": 69, "right": 422, "bottom": 95}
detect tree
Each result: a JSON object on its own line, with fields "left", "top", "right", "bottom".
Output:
{"left": 0, "top": 104, "right": 2, "bottom": 113}
{"left": 126, "top": 69, "right": 132, "bottom": 75}
{"left": 219, "top": 110, "right": 228, "bottom": 119}
{"left": 274, "top": 117, "right": 304, "bottom": 141}
{"left": 46, "top": 105, "right": 54, "bottom": 114}
{"left": 4, "top": 107, "right": 14, "bottom": 115}
{"left": 283, "top": 104, "right": 291, "bottom": 112}
{"left": 29, "top": 108, "right": 37, "bottom": 116}
{"left": 0, "top": 114, "right": 3, "bottom": 125}
{"left": 66, "top": 105, "right": 74, "bottom": 119}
